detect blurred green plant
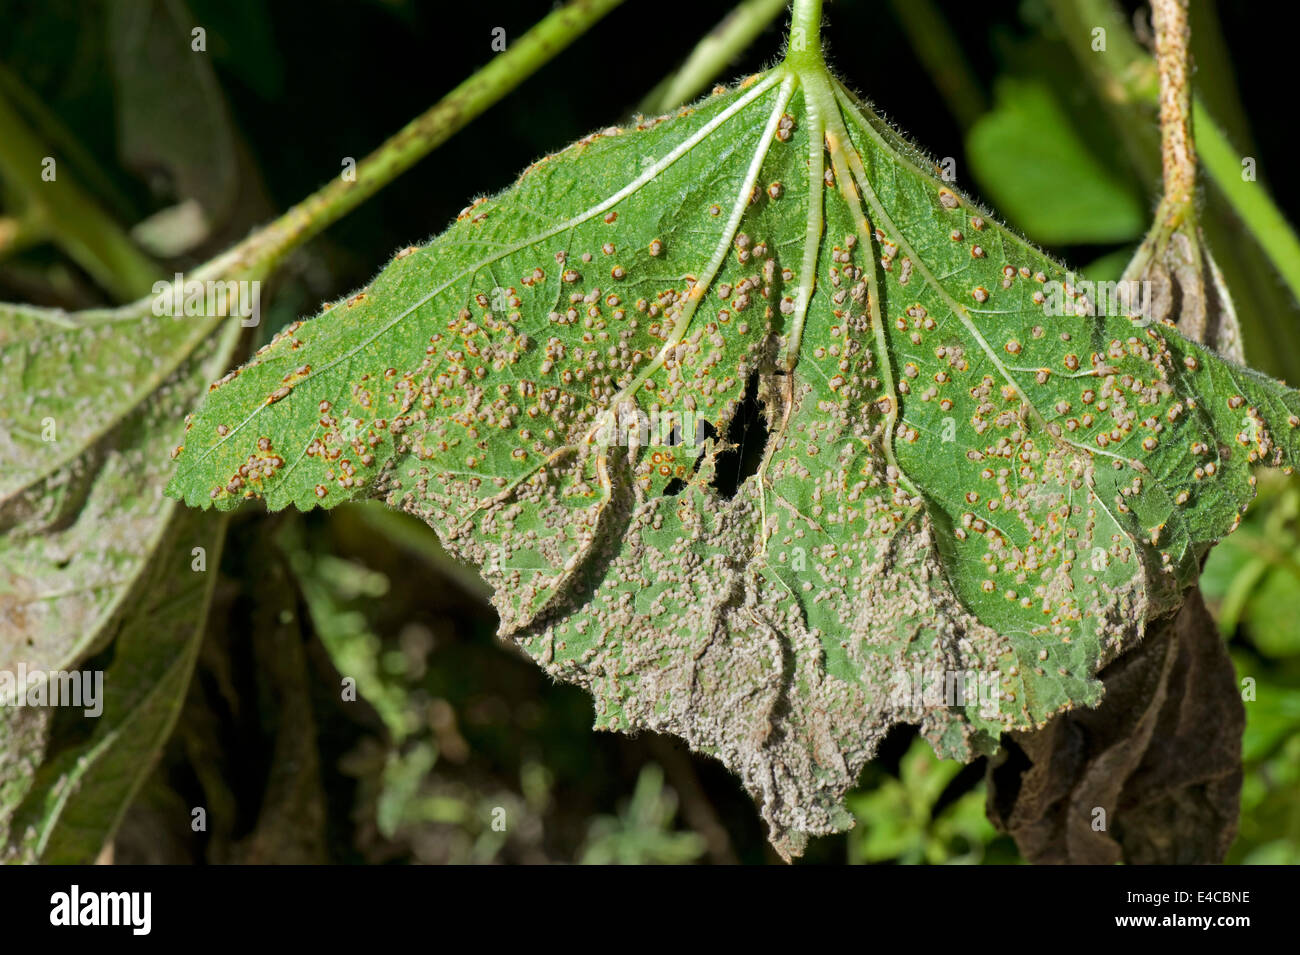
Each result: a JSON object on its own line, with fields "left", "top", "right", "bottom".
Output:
{"left": 1203, "top": 474, "right": 1300, "bottom": 656}
{"left": 967, "top": 77, "right": 1146, "bottom": 246}
{"left": 579, "top": 765, "right": 708, "bottom": 865}
{"left": 1202, "top": 472, "right": 1300, "bottom": 863}
{"left": 846, "top": 740, "right": 1015, "bottom": 865}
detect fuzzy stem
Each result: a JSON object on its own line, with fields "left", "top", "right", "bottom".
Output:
{"left": 785, "top": 0, "right": 825, "bottom": 71}
{"left": 1051, "top": 0, "right": 1300, "bottom": 375}
{"left": 1153, "top": 0, "right": 1196, "bottom": 213}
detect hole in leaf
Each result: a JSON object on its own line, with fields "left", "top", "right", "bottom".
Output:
{"left": 712, "top": 368, "right": 768, "bottom": 500}
{"left": 987, "top": 735, "right": 1032, "bottom": 821}
{"left": 665, "top": 420, "right": 720, "bottom": 497}
{"left": 875, "top": 722, "right": 918, "bottom": 777}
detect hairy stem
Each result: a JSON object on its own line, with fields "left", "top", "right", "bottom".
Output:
{"left": 785, "top": 0, "right": 825, "bottom": 70}
{"left": 1152, "top": 0, "right": 1195, "bottom": 213}
{"left": 1052, "top": 0, "right": 1300, "bottom": 319}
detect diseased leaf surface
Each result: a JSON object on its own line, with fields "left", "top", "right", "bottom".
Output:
{"left": 1, "top": 317, "right": 239, "bottom": 674}
{"left": 1, "top": 305, "right": 240, "bottom": 862}
{"left": 0, "top": 300, "right": 223, "bottom": 502}
{"left": 0, "top": 506, "right": 223, "bottom": 863}
{"left": 167, "top": 65, "right": 1300, "bottom": 855}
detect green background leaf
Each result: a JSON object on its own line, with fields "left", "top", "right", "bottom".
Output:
{"left": 966, "top": 78, "right": 1146, "bottom": 246}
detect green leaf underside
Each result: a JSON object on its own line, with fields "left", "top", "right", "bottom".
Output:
{"left": 0, "top": 299, "right": 225, "bottom": 505}
{"left": 1, "top": 318, "right": 240, "bottom": 676}
{"left": 1, "top": 310, "right": 239, "bottom": 861}
{"left": 0, "top": 506, "right": 222, "bottom": 863}
{"left": 167, "top": 66, "right": 1300, "bottom": 856}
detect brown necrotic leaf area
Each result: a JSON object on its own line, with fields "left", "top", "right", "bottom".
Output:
{"left": 986, "top": 589, "right": 1244, "bottom": 864}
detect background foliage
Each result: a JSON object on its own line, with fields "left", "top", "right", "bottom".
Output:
{"left": 2, "top": 0, "right": 1297, "bottom": 864}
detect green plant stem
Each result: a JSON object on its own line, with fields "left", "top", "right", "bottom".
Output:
{"left": 1194, "top": 100, "right": 1300, "bottom": 310}
{"left": 1152, "top": 0, "right": 1195, "bottom": 211}
{"left": 0, "top": 0, "right": 625, "bottom": 499}
{"left": 1051, "top": 0, "right": 1159, "bottom": 103}
{"left": 1187, "top": 0, "right": 1252, "bottom": 153}
{"left": 785, "top": 0, "right": 825, "bottom": 71}
{"left": 198, "top": 0, "right": 626, "bottom": 287}
{"left": 0, "top": 63, "right": 140, "bottom": 224}
{"left": 0, "top": 89, "right": 162, "bottom": 302}
{"left": 0, "top": 215, "right": 46, "bottom": 260}
{"left": 1052, "top": 0, "right": 1300, "bottom": 313}
{"left": 1048, "top": 0, "right": 1158, "bottom": 182}
{"left": 886, "top": 0, "right": 987, "bottom": 128}
{"left": 639, "top": 0, "right": 788, "bottom": 114}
